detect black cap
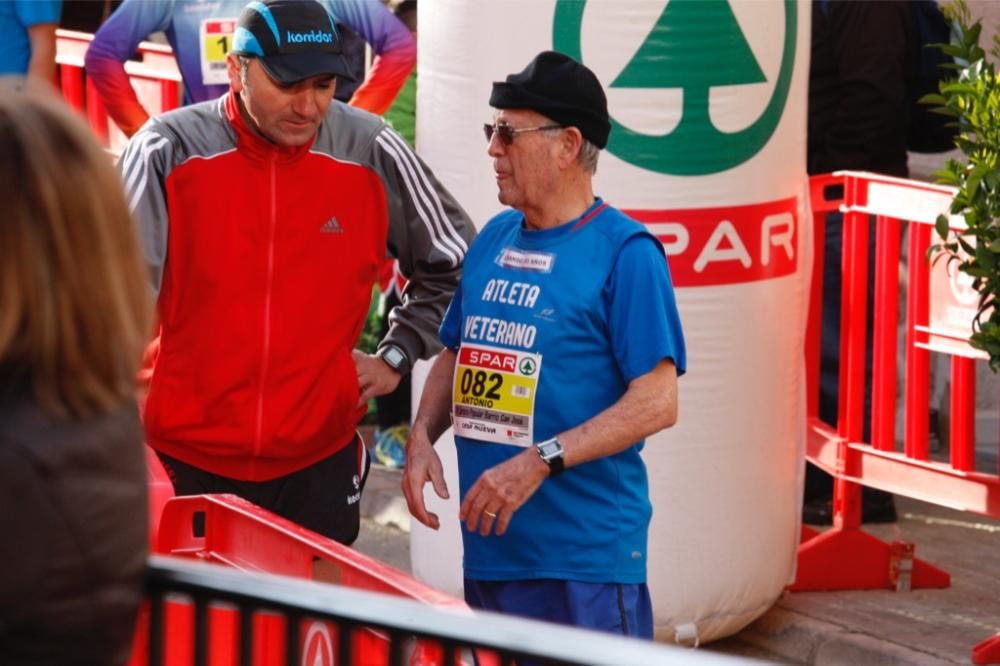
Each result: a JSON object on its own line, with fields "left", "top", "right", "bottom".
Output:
{"left": 490, "top": 51, "right": 611, "bottom": 149}
{"left": 232, "top": 0, "right": 356, "bottom": 84}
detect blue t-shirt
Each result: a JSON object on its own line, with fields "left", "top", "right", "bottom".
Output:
{"left": 440, "top": 199, "right": 686, "bottom": 584}
{"left": 0, "top": 1, "right": 61, "bottom": 75}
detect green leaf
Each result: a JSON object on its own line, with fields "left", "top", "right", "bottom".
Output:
{"left": 930, "top": 106, "right": 961, "bottom": 118}
{"left": 941, "top": 81, "right": 977, "bottom": 93}
{"left": 933, "top": 168, "right": 960, "bottom": 185}
{"left": 967, "top": 21, "right": 983, "bottom": 44}
{"left": 942, "top": 44, "right": 967, "bottom": 58}
{"left": 956, "top": 137, "right": 979, "bottom": 154}
{"left": 976, "top": 243, "right": 997, "bottom": 270}
{"left": 967, "top": 170, "right": 985, "bottom": 200}
{"left": 984, "top": 171, "right": 1000, "bottom": 191}
{"left": 936, "top": 214, "right": 952, "bottom": 240}
{"left": 958, "top": 236, "right": 976, "bottom": 255}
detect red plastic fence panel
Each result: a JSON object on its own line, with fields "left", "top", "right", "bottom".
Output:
{"left": 796, "top": 171, "right": 1000, "bottom": 664}
{"left": 154, "top": 494, "right": 464, "bottom": 604}
{"left": 128, "top": 494, "right": 485, "bottom": 666}
{"left": 145, "top": 446, "right": 174, "bottom": 551}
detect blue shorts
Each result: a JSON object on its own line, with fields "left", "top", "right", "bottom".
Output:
{"left": 464, "top": 578, "right": 653, "bottom": 639}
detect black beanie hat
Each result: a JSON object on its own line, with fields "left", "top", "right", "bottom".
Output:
{"left": 490, "top": 51, "right": 611, "bottom": 149}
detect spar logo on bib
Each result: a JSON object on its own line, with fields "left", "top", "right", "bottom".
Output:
{"left": 552, "top": 0, "right": 797, "bottom": 176}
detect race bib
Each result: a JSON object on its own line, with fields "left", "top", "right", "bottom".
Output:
{"left": 199, "top": 18, "right": 237, "bottom": 86}
{"left": 452, "top": 343, "right": 541, "bottom": 447}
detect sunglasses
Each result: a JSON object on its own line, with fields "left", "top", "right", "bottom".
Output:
{"left": 483, "top": 122, "right": 565, "bottom": 146}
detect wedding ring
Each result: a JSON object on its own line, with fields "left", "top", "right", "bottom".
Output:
{"left": 484, "top": 510, "right": 497, "bottom": 518}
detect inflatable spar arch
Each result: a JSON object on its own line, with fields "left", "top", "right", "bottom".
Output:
{"left": 409, "top": 0, "right": 813, "bottom": 644}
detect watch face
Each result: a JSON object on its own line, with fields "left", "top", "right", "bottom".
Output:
{"left": 382, "top": 346, "right": 406, "bottom": 369}
{"left": 537, "top": 439, "right": 562, "bottom": 459}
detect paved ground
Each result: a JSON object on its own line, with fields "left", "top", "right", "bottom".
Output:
{"left": 356, "top": 466, "right": 1000, "bottom": 665}
{"left": 711, "top": 496, "right": 1000, "bottom": 664}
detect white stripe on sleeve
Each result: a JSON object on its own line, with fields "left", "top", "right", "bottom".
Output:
{"left": 376, "top": 130, "right": 468, "bottom": 267}
{"left": 121, "top": 133, "right": 170, "bottom": 213}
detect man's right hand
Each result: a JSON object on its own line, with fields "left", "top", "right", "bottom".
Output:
{"left": 401, "top": 426, "right": 450, "bottom": 530}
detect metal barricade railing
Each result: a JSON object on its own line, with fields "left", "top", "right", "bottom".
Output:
{"left": 138, "top": 555, "right": 734, "bottom": 666}
{"left": 131, "top": 494, "right": 470, "bottom": 666}
{"left": 55, "top": 29, "right": 181, "bottom": 150}
{"left": 795, "top": 171, "right": 1000, "bottom": 664}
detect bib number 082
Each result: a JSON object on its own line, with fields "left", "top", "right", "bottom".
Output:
{"left": 459, "top": 369, "right": 502, "bottom": 400}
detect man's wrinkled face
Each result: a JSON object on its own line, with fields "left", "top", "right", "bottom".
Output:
{"left": 487, "top": 109, "right": 564, "bottom": 212}
{"left": 228, "top": 55, "right": 336, "bottom": 148}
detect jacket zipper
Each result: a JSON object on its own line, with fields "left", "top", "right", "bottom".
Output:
{"left": 254, "top": 155, "right": 278, "bottom": 464}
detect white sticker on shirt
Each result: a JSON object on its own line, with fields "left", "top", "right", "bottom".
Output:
{"left": 452, "top": 343, "right": 541, "bottom": 447}
{"left": 496, "top": 247, "right": 555, "bottom": 273}
{"left": 199, "top": 18, "right": 236, "bottom": 85}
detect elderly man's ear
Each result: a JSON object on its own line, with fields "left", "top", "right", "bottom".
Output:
{"left": 558, "top": 126, "right": 585, "bottom": 168}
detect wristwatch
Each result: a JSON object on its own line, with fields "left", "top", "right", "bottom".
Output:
{"left": 535, "top": 437, "right": 565, "bottom": 476}
{"left": 378, "top": 344, "right": 411, "bottom": 376}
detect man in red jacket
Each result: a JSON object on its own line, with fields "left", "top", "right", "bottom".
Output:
{"left": 118, "top": 0, "right": 475, "bottom": 544}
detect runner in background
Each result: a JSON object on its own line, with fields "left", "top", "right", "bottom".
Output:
{"left": 85, "top": 0, "right": 415, "bottom": 136}
{"left": 0, "top": 0, "right": 61, "bottom": 80}
{"left": 373, "top": 0, "right": 417, "bottom": 469}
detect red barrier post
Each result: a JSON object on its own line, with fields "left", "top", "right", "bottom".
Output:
{"left": 805, "top": 174, "right": 846, "bottom": 420}
{"left": 160, "top": 80, "right": 181, "bottom": 112}
{"left": 834, "top": 174, "right": 868, "bottom": 530}
{"left": 950, "top": 356, "right": 977, "bottom": 471}
{"left": 871, "top": 215, "right": 901, "bottom": 453}
{"left": 904, "top": 222, "right": 932, "bottom": 461}
{"left": 59, "top": 65, "right": 84, "bottom": 112}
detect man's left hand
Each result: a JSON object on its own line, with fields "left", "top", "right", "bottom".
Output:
{"left": 459, "top": 448, "right": 549, "bottom": 537}
{"left": 353, "top": 349, "right": 402, "bottom": 408}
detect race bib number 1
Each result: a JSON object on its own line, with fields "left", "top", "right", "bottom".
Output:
{"left": 453, "top": 344, "right": 541, "bottom": 447}
{"left": 200, "top": 18, "right": 236, "bottom": 86}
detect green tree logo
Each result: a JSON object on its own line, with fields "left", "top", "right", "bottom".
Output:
{"left": 553, "top": 0, "right": 797, "bottom": 175}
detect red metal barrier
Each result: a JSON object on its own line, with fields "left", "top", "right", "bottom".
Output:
{"left": 145, "top": 446, "right": 174, "bottom": 552}
{"left": 128, "top": 494, "right": 487, "bottom": 666}
{"left": 794, "top": 171, "right": 1000, "bottom": 663}
{"left": 977, "top": 635, "right": 1000, "bottom": 666}
{"left": 155, "top": 494, "right": 462, "bottom": 603}
{"left": 55, "top": 29, "right": 181, "bottom": 151}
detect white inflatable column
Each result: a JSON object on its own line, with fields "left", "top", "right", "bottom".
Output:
{"left": 413, "top": 0, "right": 812, "bottom": 644}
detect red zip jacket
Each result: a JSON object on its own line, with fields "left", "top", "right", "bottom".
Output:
{"left": 119, "top": 93, "right": 474, "bottom": 481}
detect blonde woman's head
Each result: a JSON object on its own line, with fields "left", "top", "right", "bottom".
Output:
{"left": 0, "top": 79, "right": 151, "bottom": 418}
